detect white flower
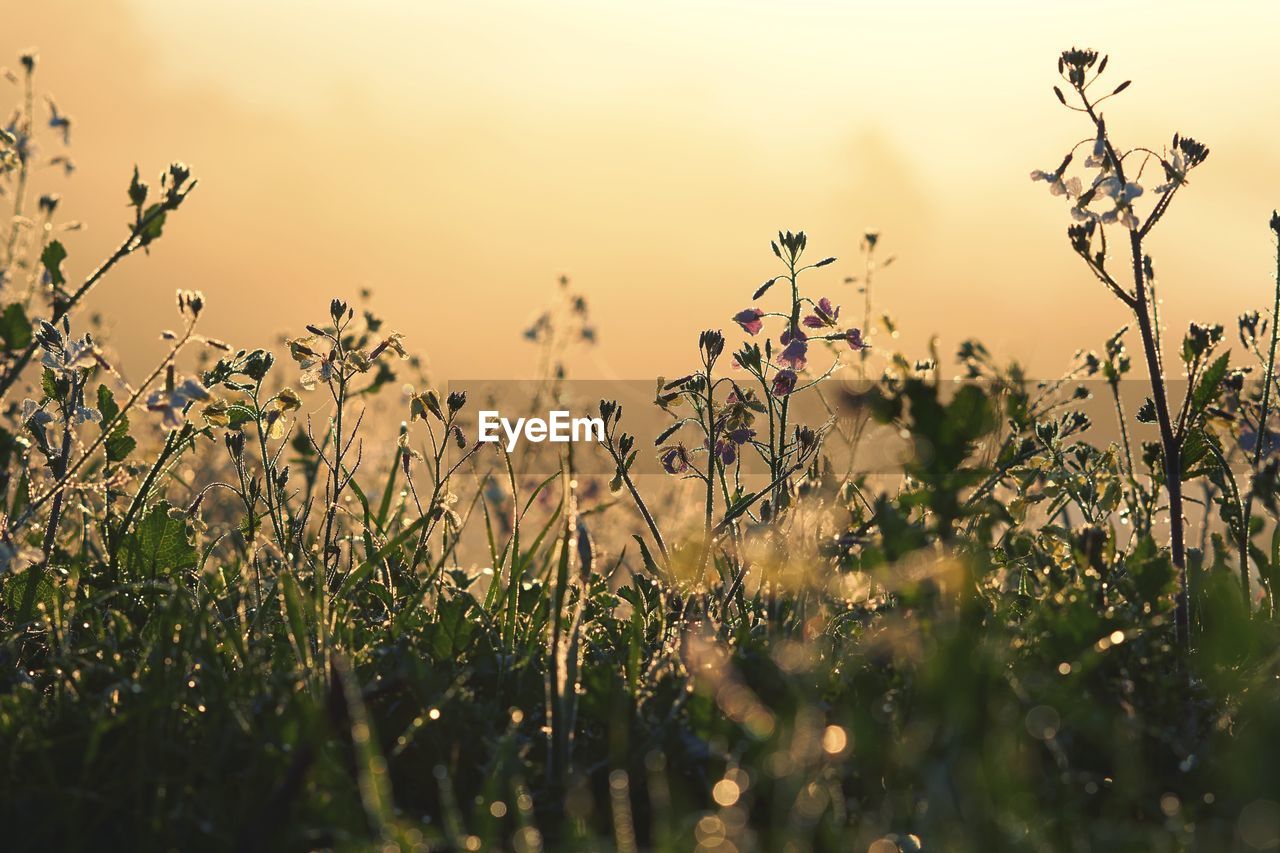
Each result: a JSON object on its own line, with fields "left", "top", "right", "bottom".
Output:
{"left": 39, "top": 334, "right": 99, "bottom": 376}
{"left": 1093, "top": 176, "right": 1144, "bottom": 231}
{"left": 1154, "top": 150, "right": 1188, "bottom": 194}
{"left": 1030, "top": 168, "right": 1082, "bottom": 198}
{"left": 146, "top": 378, "right": 210, "bottom": 429}
{"left": 22, "top": 398, "right": 54, "bottom": 430}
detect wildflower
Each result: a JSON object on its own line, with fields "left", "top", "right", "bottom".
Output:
{"left": 712, "top": 437, "right": 737, "bottom": 466}
{"left": 659, "top": 444, "right": 690, "bottom": 474}
{"left": 369, "top": 332, "right": 408, "bottom": 360}
{"left": 431, "top": 490, "right": 462, "bottom": 530}
{"left": 38, "top": 329, "right": 99, "bottom": 376}
{"left": 22, "top": 399, "right": 54, "bottom": 433}
{"left": 803, "top": 297, "right": 841, "bottom": 329}
{"left": 26, "top": 392, "right": 99, "bottom": 427}
{"left": 411, "top": 389, "right": 444, "bottom": 422}
{"left": 723, "top": 387, "right": 764, "bottom": 431}
{"left": 771, "top": 369, "right": 797, "bottom": 397}
{"left": 344, "top": 349, "right": 372, "bottom": 374}
{"left": 201, "top": 398, "right": 232, "bottom": 427}
{"left": 845, "top": 328, "right": 867, "bottom": 350}
{"left": 262, "top": 387, "right": 302, "bottom": 439}
{"left": 733, "top": 308, "right": 764, "bottom": 336}
{"left": 397, "top": 430, "right": 424, "bottom": 464}
{"left": 447, "top": 390, "right": 467, "bottom": 414}
{"left": 146, "top": 378, "right": 210, "bottom": 429}
{"left": 1155, "top": 135, "right": 1210, "bottom": 193}
{"left": 1030, "top": 167, "right": 1081, "bottom": 198}
{"left": 1030, "top": 152, "right": 1081, "bottom": 197}
{"left": 287, "top": 335, "right": 334, "bottom": 390}
{"left": 1093, "top": 176, "right": 1144, "bottom": 230}
{"left": 777, "top": 330, "right": 808, "bottom": 370}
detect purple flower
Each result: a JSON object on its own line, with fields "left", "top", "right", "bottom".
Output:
{"left": 660, "top": 444, "right": 690, "bottom": 475}
{"left": 803, "top": 297, "right": 840, "bottom": 329}
{"left": 733, "top": 308, "right": 764, "bottom": 336}
{"left": 712, "top": 437, "right": 737, "bottom": 466}
{"left": 726, "top": 427, "right": 756, "bottom": 445}
{"left": 777, "top": 331, "right": 808, "bottom": 370}
{"left": 771, "top": 369, "right": 797, "bottom": 397}
{"left": 845, "top": 328, "right": 867, "bottom": 350}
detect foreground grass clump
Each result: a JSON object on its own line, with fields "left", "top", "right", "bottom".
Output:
{"left": 2, "top": 47, "right": 1280, "bottom": 852}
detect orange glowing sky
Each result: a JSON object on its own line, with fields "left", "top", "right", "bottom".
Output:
{"left": 6, "top": 1, "right": 1280, "bottom": 385}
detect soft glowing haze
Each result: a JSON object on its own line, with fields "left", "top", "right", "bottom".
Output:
{"left": 6, "top": 1, "right": 1280, "bottom": 382}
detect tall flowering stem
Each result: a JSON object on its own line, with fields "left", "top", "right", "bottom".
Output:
{"left": 1041, "top": 48, "right": 1213, "bottom": 648}
{"left": 1034, "top": 49, "right": 1213, "bottom": 648}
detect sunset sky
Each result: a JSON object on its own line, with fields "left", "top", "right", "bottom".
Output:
{"left": 6, "top": 1, "right": 1280, "bottom": 384}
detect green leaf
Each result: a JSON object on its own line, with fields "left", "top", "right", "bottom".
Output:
{"left": 1189, "top": 352, "right": 1229, "bottom": 420}
{"left": 0, "top": 304, "right": 32, "bottom": 351}
{"left": 281, "top": 571, "right": 312, "bottom": 668}
{"left": 40, "top": 240, "right": 67, "bottom": 287}
{"left": 138, "top": 204, "right": 167, "bottom": 247}
{"left": 2, "top": 566, "right": 55, "bottom": 622}
{"left": 118, "top": 502, "right": 198, "bottom": 579}
{"left": 97, "top": 384, "right": 135, "bottom": 462}
{"left": 428, "top": 594, "right": 475, "bottom": 659}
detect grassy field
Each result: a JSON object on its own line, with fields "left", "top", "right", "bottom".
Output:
{"left": 2, "top": 47, "right": 1280, "bottom": 852}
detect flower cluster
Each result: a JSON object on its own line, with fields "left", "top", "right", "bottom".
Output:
{"left": 1033, "top": 51, "right": 1209, "bottom": 233}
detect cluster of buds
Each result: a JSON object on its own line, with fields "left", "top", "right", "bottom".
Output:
{"left": 176, "top": 289, "right": 204, "bottom": 320}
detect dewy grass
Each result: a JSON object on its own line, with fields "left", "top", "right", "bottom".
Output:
{"left": 2, "top": 46, "right": 1280, "bottom": 852}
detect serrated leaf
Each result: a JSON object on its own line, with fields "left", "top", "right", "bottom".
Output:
{"left": 118, "top": 502, "right": 197, "bottom": 579}
{"left": 1189, "top": 352, "right": 1229, "bottom": 419}
{"left": 97, "top": 384, "right": 135, "bottom": 462}
{"left": 2, "top": 567, "right": 55, "bottom": 622}
{"left": 429, "top": 594, "right": 476, "bottom": 658}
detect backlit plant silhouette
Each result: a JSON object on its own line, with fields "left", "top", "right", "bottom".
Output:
{"left": 2, "top": 46, "right": 1280, "bottom": 853}
{"left": 1033, "top": 47, "right": 1214, "bottom": 645}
